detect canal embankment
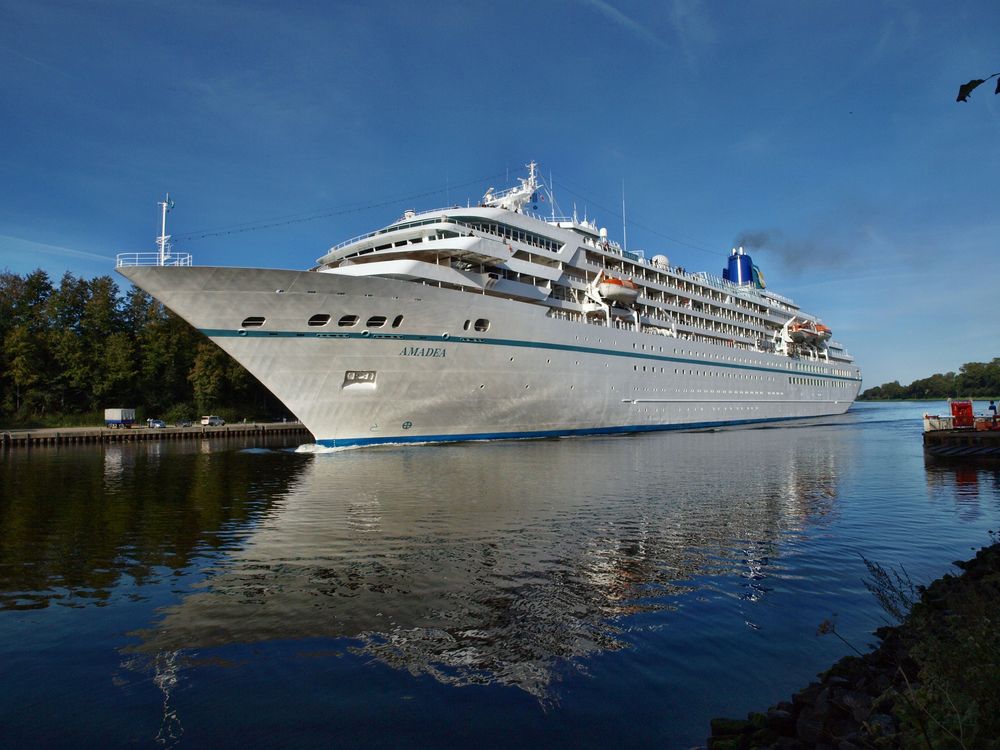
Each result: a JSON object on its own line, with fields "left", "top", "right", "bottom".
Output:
{"left": 706, "top": 541, "right": 1000, "bottom": 749}
{"left": 1, "top": 421, "right": 311, "bottom": 448}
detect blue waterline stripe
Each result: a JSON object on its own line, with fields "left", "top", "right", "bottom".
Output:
{"left": 200, "top": 328, "right": 862, "bottom": 383}
{"left": 315, "top": 414, "right": 823, "bottom": 448}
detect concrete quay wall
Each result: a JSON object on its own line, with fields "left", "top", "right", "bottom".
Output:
{"left": 1, "top": 421, "right": 311, "bottom": 449}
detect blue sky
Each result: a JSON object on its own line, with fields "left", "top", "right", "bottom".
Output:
{"left": 2, "top": 0, "right": 998, "bottom": 388}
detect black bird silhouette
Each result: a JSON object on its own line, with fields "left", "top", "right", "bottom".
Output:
{"left": 956, "top": 73, "right": 999, "bottom": 102}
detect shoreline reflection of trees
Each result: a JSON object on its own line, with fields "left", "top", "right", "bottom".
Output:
{"left": 130, "top": 429, "right": 846, "bottom": 700}
{"left": 0, "top": 437, "right": 307, "bottom": 610}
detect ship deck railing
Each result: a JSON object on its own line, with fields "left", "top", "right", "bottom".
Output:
{"left": 116, "top": 252, "right": 193, "bottom": 268}
{"left": 331, "top": 215, "right": 794, "bottom": 309}
{"left": 330, "top": 213, "right": 472, "bottom": 251}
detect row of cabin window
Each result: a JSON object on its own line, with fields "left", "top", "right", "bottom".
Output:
{"left": 239, "top": 314, "right": 404, "bottom": 329}
{"left": 334, "top": 314, "right": 403, "bottom": 328}
{"left": 790, "top": 376, "right": 851, "bottom": 388}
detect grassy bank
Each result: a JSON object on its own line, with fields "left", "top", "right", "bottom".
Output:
{"left": 707, "top": 540, "right": 1000, "bottom": 749}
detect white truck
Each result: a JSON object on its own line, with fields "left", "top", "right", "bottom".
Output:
{"left": 105, "top": 408, "right": 136, "bottom": 429}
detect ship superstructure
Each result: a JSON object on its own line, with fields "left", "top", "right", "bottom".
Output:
{"left": 118, "top": 162, "right": 861, "bottom": 447}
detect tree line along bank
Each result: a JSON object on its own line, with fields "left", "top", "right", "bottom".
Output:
{"left": 0, "top": 269, "right": 288, "bottom": 428}
{"left": 859, "top": 358, "right": 1000, "bottom": 401}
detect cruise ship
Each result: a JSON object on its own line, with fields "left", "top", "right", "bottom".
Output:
{"left": 116, "top": 162, "right": 862, "bottom": 448}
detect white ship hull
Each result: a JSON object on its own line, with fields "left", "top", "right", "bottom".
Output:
{"left": 119, "top": 265, "right": 861, "bottom": 448}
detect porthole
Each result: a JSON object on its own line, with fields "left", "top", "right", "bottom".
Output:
{"left": 367, "top": 315, "right": 387, "bottom": 328}
{"left": 241, "top": 316, "right": 265, "bottom": 328}
{"left": 474, "top": 318, "right": 490, "bottom": 332}
{"left": 308, "top": 314, "right": 331, "bottom": 327}
{"left": 338, "top": 315, "right": 359, "bottom": 327}
{"left": 392, "top": 315, "right": 404, "bottom": 328}
{"left": 463, "top": 319, "right": 471, "bottom": 331}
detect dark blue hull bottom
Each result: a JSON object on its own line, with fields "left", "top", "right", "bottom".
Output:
{"left": 315, "top": 414, "right": 825, "bottom": 448}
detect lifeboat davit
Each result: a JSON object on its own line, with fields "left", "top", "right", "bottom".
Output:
{"left": 596, "top": 276, "right": 639, "bottom": 305}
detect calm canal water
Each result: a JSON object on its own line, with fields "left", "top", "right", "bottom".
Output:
{"left": 1, "top": 402, "right": 998, "bottom": 748}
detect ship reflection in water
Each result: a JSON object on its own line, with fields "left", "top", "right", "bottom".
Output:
{"left": 6, "top": 404, "right": 998, "bottom": 748}
{"left": 129, "top": 424, "right": 848, "bottom": 702}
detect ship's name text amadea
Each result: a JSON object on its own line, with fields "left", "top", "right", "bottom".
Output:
{"left": 399, "top": 346, "right": 446, "bottom": 358}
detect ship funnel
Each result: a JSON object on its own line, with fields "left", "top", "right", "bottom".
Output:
{"left": 723, "top": 248, "right": 754, "bottom": 286}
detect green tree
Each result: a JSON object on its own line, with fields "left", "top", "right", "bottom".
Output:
{"left": 135, "top": 302, "right": 200, "bottom": 413}
{"left": 956, "top": 359, "right": 1000, "bottom": 397}
{"left": 5, "top": 325, "right": 43, "bottom": 414}
{"left": 907, "top": 372, "right": 956, "bottom": 399}
{"left": 47, "top": 273, "right": 91, "bottom": 410}
{"left": 1, "top": 270, "right": 54, "bottom": 418}
{"left": 94, "top": 332, "right": 136, "bottom": 404}
{"left": 189, "top": 341, "right": 230, "bottom": 413}
{"left": 81, "top": 276, "right": 130, "bottom": 409}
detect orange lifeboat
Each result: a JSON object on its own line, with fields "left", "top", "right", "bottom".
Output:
{"left": 788, "top": 321, "right": 818, "bottom": 344}
{"left": 596, "top": 276, "right": 639, "bottom": 305}
{"left": 814, "top": 324, "right": 832, "bottom": 342}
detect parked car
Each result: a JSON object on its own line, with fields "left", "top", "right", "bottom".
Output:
{"left": 147, "top": 418, "right": 166, "bottom": 429}
{"left": 175, "top": 419, "right": 192, "bottom": 428}
{"left": 201, "top": 415, "right": 225, "bottom": 426}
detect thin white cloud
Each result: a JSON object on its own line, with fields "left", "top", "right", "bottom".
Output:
{"left": 668, "top": 0, "right": 715, "bottom": 68}
{"left": 0, "top": 42, "right": 69, "bottom": 77}
{"left": 0, "top": 234, "right": 113, "bottom": 263}
{"left": 578, "top": 0, "right": 666, "bottom": 49}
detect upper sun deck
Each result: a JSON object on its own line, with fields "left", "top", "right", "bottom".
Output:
{"left": 309, "top": 163, "right": 853, "bottom": 364}
{"left": 316, "top": 202, "right": 797, "bottom": 313}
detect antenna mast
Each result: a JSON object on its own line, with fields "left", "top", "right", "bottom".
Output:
{"left": 157, "top": 194, "right": 174, "bottom": 266}
{"left": 549, "top": 171, "right": 555, "bottom": 220}
{"left": 622, "top": 180, "right": 627, "bottom": 253}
